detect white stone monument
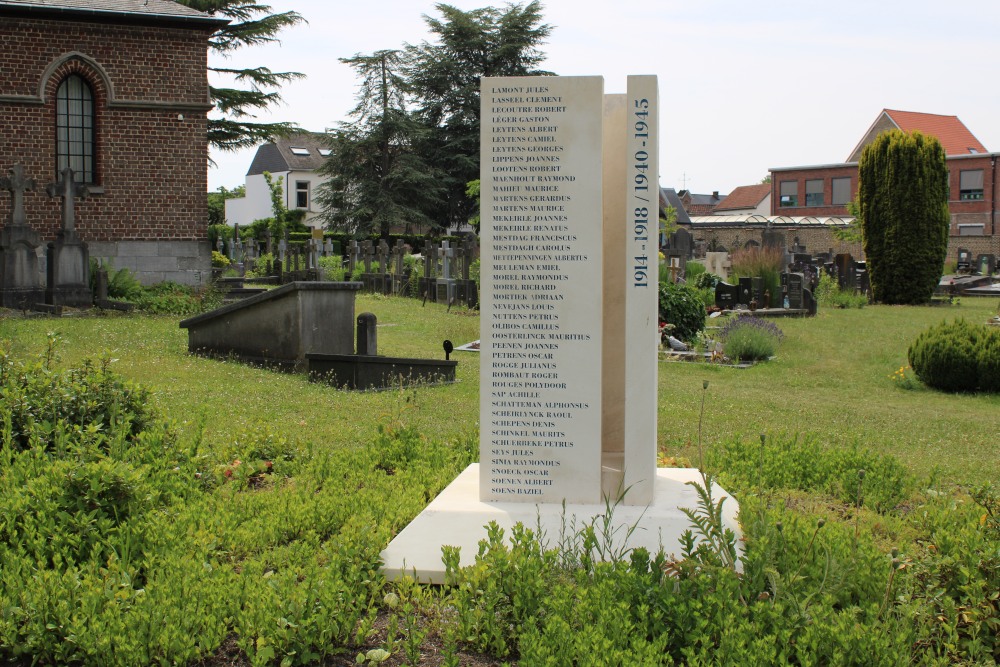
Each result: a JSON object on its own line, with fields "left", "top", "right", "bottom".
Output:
{"left": 381, "top": 75, "right": 739, "bottom": 583}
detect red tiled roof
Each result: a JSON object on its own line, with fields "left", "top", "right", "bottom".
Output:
{"left": 714, "top": 183, "right": 770, "bottom": 211}
{"left": 884, "top": 109, "right": 987, "bottom": 156}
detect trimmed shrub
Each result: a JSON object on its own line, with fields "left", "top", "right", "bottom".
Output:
{"left": 718, "top": 314, "right": 784, "bottom": 361}
{"left": 658, "top": 281, "right": 706, "bottom": 343}
{"left": 978, "top": 331, "right": 1000, "bottom": 393}
{"left": 907, "top": 319, "right": 1000, "bottom": 392}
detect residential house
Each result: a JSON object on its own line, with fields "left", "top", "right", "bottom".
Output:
{"left": 678, "top": 190, "right": 722, "bottom": 216}
{"left": 0, "top": 0, "right": 224, "bottom": 284}
{"left": 712, "top": 184, "right": 771, "bottom": 216}
{"left": 769, "top": 109, "right": 999, "bottom": 259}
{"left": 225, "top": 132, "right": 330, "bottom": 230}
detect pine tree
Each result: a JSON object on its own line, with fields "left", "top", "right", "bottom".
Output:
{"left": 316, "top": 50, "right": 444, "bottom": 237}
{"left": 404, "top": 2, "right": 552, "bottom": 228}
{"left": 858, "top": 130, "right": 950, "bottom": 304}
{"left": 176, "top": 0, "right": 306, "bottom": 152}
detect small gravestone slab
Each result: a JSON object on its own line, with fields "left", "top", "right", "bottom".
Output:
{"left": 956, "top": 248, "right": 972, "bottom": 272}
{"left": 738, "top": 277, "right": 753, "bottom": 307}
{"left": 803, "top": 287, "right": 817, "bottom": 315}
{"left": 751, "top": 277, "right": 764, "bottom": 305}
{"left": 977, "top": 254, "right": 996, "bottom": 276}
{"left": 715, "top": 281, "right": 738, "bottom": 309}
{"left": 787, "top": 273, "right": 804, "bottom": 310}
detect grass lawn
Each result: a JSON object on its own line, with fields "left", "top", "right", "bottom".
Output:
{"left": 1, "top": 295, "right": 996, "bottom": 485}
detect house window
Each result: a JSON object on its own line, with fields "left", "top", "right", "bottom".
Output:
{"left": 289, "top": 146, "right": 310, "bottom": 156}
{"left": 957, "top": 224, "right": 984, "bottom": 236}
{"left": 779, "top": 181, "right": 797, "bottom": 207}
{"left": 295, "top": 181, "right": 309, "bottom": 209}
{"left": 959, "top": 170, "right": 984, "bottom": 200}
{"left": 805, "top": 179, "right": 824, "bottom": 207}
{"left": 55, "top": 74, "right": 95, "bottom": 183}
{"left": 831, "top": 177, "right": 851, "bottom": 206}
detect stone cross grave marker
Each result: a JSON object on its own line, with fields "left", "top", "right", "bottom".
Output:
{"left": 0, "top": 164, "right": 34, "bottom": 227}
{"left": 0, "top": 164, "right": 45, "bottom": 307}
{"left": 362, "top": 240, "right": 373, "bottom": 274}
{"left": 45, "top": 167, "right": 88, "bottom": 237}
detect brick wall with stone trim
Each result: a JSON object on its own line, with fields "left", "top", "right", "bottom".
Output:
{"left": 685, "top": 223, "right": 998, "bottom": 270}
{"left": 0, "top": 15, "right": 214, "bottom": 285}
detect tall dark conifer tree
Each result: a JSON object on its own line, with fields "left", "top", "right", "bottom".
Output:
{"left": 404, "top": 2, "right": 552, "bottom": 228}
{"left": 176, "top": 0, "right": 306, "bottom": 152}
{"left": 858, "top": 130, "right": 950, "bottom": 304}
{"left": 316, "top": 50, "right": 444, "bottom": 237}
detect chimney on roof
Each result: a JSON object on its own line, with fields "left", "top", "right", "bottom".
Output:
{"left": 712, "top": 191, "right": 719, "bottom": 198}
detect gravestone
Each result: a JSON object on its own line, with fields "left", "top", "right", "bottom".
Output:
{"left": 714, "top": 281, "right": 738, "bottom": 310}
{"left": 347, "top": 240, "right": 359, "bottom": 276}
{"left": 0, "top": 164, "right": 45, "bottom": 307}
{"left": 457, "top": 237, "right": 479, "bottom": 307}
{"left": 44, "top": 167, "right": 92, "bottom": 306}
{"left": 751, "top": 277, "right": 764, "bottom": 306}
{"left": 375, "top": 240, "right": 390, "bottom": 294}
{"left": 956, "top": 248, "right": 972, "bottom": 272}
{"left": 803, "top": 287, "right": 817, "bottom": 315}
{"left": 436, "top": 240, "right": 455, "bottom": 303}
{"left": 381, "top": 74, "right": 739, "bottom": 583}
{"left": 356, "top": 312, "right": 377, "bottom": 356}
{"left": 419, "top": 239, "right": 435, "bottom": 299}
{"left": 392, "top": 239, "right": 406, "bottom": 294}
{"left": 977, "top": 254, "right": 996, "bottom": 276}
{"left": 786, "top": 272, "right": 804, "bottom": 310}
{"left": 738, "top": 277, "right": 753, "bottom": 307}
{"left": 835, "top": 253, "right": 855, "bottom": 291}
{"left": 761, "top": 227, "right": 785, "bottom": 250}
{"left": 704, "top": 251, "right": 730, "bottom": 279}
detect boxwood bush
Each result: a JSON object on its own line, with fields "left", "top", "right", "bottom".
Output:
{"left": 907, "top": 319, "right": 1000, "bottom": 392}
{"left": 658, "top": 281, "right": 707, "bottom": 343}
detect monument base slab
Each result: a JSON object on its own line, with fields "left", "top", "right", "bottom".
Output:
{"left": 381, "top": 464, "right": 741, "bottom": 584}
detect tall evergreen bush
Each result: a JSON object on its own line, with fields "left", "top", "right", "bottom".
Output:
{"left": 858, "top": 130, "right": 949, "bottom": 304}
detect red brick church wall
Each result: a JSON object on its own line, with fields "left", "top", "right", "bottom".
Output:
{"left": 0, "top": 14, "right": 214, "bottom": 282}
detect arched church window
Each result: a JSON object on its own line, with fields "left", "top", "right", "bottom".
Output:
{"left": 55, "top": 74, "right": 95, "bottom": 183}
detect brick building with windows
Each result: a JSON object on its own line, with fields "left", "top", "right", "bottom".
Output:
{"left": 770, "top": 109, "right": 999, "bottom": 260}
{"left": 0, "top": 0, "right": 225, "bottom": 285}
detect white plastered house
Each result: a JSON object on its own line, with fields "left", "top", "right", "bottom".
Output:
{"left": 225, "top": 132, "right": 329, "bottom": 230}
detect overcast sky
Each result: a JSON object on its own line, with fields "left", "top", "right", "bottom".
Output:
{"left": 207, "top": 0, "right": 1000, "bottom": 198}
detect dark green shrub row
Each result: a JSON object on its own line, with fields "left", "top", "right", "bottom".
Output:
{"left": 908, "top": 319, "right": 1000, "bottom": 392}
{"left": 658, "top": 281, "right": 707, "bottom": 343}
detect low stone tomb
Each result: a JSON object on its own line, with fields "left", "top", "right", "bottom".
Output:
{"left": 307, "top": 312, "right": 457, "bottom": 390}
{"left": 180, "top": 281, "right": 361, "bottom": 371}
